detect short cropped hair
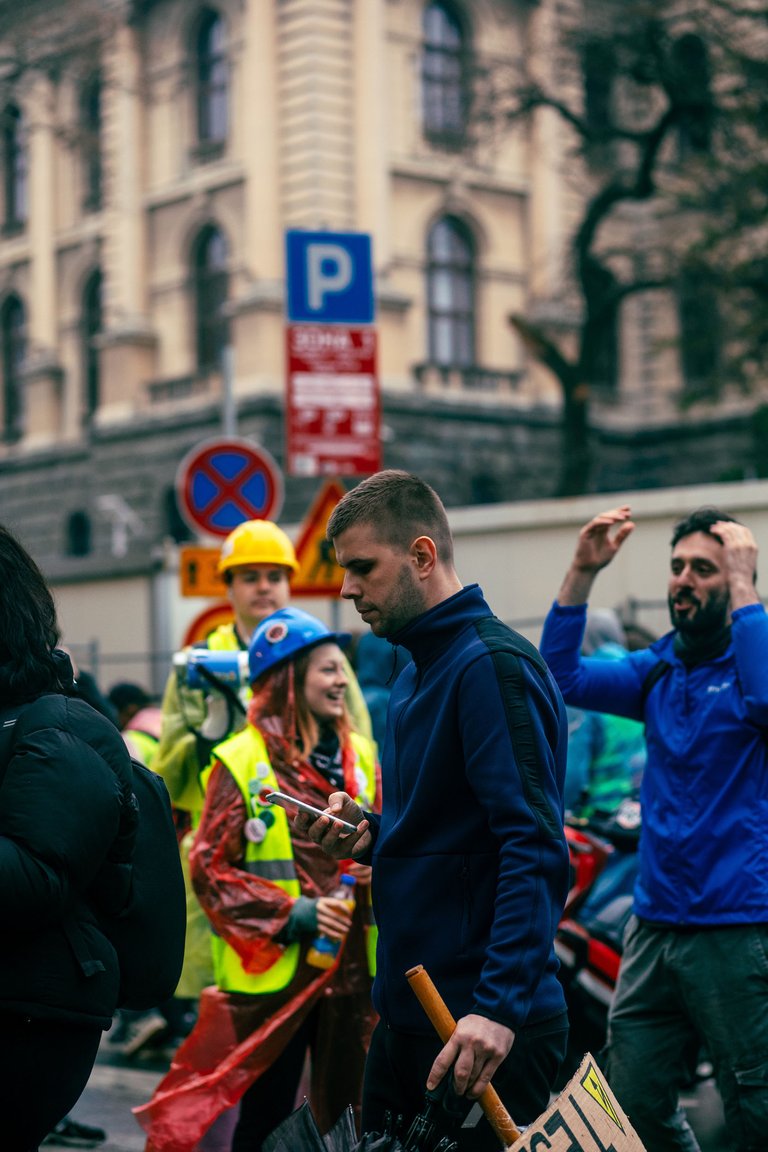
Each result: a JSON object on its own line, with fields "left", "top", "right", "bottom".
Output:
{"left": 670, "top": 507, "right": 740, "bottom": 548}
{"left": 327, "top": 470, "right": 454, "bottom": 564}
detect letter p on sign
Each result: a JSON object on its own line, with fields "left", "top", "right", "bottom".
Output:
{"left": 286, "top": 230, "right": 374, "bottom": 324}
{"left": 307, "top": 244, "right": 353, "bottom": 311}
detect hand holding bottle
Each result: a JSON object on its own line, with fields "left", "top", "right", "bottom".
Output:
{"left": 307, "top": 874, "right": 357, "bottom": 969}
{"left": 316, "top": 893, "right": 355, "bottom": 939}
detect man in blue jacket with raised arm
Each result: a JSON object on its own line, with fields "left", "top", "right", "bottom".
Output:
{"left": 299, "top": 470, "right": 570, "bottom": 1150}
{"left": 540, "top": 504, "right": 768, "bottom": 1152}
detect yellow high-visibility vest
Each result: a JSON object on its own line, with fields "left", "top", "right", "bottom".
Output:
{"left": 205, "top": 725, "right": 377, "bottom": 994}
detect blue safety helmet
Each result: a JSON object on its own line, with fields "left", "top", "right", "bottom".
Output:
{"left": 248, "top": 607, "right": 351, "bottom": 684}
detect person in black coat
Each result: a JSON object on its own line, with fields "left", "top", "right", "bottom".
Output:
{"left": 0, "top": 523, "right": 134, "bottom": 1152}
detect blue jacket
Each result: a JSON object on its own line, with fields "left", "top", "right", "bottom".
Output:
{"left": 541, "top": 601, "right": 768, "bottom": 925}
{"left": 365, "top": 584, "right": 569, "bottom": 1034}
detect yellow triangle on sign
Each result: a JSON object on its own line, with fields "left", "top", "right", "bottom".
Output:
{"left": 291, "top": 479, "right": 348, "bottom": 597}
{"left": 580, "top": 1061, "right": 625, "bottom": 1132}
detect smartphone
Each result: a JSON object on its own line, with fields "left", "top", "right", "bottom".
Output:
{"left": 264, "top": 791, "right": 358, "bottom": 834}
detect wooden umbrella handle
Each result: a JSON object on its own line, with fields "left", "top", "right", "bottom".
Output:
{"left": 406, "top": 965, "right": 522, "bottom": 1147}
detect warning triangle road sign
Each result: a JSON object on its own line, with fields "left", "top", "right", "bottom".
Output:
{"left": 291, "top": 479, "right": 348, "bottom": 597}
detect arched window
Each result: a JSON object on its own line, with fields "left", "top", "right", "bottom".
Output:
{"left": 1, "top": 294, "right": 26, "bottom": 442}
{"left": 678, "top": 264, "right": 720, "bottom": 396}
{"left": 2, "top": 104, "right": 27, "bottom": 230}
{"left": 192, "top": 224, "right": 229, "bottom": 373}
{"left": 673, "top": 34, "right": 712, "bottom": 158}
{"left": 422, "top": 2, "right": 469, "bottom": 144}
{"left": 585, "top": 261, "right": 619, "bottom": 393}
{"left": 67, "top": 510, "right": 92, "bottom": 557}
{"left": 583, "top": 40, "right": 615, "bottom": 139}
{"left": 163, "top": 487, "right": 194, "bottom": 544}
{"left": 80, "top": 73, "right": 102, "bottom": 211}
{"left": 82, "top": 269, "right": 103, "bottom": 420}
{"left": 195, "top": 9, "right": 228, "bottom": 146}
{"left": 426, "top": 216, "right": 475, "bottom": 367}
{"left": 590, "top": 306, "right": 619, "bottom": 393}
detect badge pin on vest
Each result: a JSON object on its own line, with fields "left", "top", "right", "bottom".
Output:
{"left": 248, "top": 768, "right": 273, "bottom": 809}
{"left": 245, "top": 817, "right": 268, "bottom": 843}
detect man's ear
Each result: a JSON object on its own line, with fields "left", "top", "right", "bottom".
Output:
{"left": 410, "top": 535, "right": 437, "bottom": 578}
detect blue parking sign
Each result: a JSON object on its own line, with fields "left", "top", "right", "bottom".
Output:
{"left": 286, "top": 230, "right": 374, "bottom": 324}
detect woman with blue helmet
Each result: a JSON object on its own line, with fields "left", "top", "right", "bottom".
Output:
{"left": 138, "top": 608, "right": 378, "bottom": 1152}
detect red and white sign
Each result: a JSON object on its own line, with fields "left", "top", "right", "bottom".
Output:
{"left": 286, "top": 324, "right": 380, "bottom": 477}
{"left": 182, "top": 602, "right": 233, "bottom": 647}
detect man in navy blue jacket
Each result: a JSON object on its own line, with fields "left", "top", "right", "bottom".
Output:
{"left": 540, "top": 504, "right": 768, "bottom": 1152}
{"left": 299, "top": 470, "right": 569, "bottom": 1149}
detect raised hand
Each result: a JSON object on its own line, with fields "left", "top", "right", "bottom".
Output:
{"left": 573, "top": 506, "right": 635, "bottom": 572}
{"left": 557, "top": 506, "right": 635, "bottom": 605}
{"left": 711, "top": 520, "right": 760, "bottom": 608}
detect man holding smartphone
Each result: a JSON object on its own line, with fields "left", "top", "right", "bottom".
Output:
{"left": 298, "top": 470, "right": 569, "bottom": 1150}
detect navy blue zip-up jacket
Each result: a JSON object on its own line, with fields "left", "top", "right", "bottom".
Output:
{"left": 541, "top": 600, "right": 768, "bottom": 925}
{"left": 363, "top": 584, "right": 569, "bottom": 1034}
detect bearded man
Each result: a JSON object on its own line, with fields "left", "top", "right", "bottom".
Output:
{"left": 540, "top": 505, "right": 768, "bottom": 1152}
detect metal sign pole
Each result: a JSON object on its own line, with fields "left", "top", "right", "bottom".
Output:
{"left": 221, "top": 343, "right": 237, "bottom": 437}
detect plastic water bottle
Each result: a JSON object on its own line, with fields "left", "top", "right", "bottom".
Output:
{"left": 306, "top": 873, "right": 357, "bottom": 969}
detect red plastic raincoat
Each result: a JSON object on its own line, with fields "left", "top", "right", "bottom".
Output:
{"left": 134, "top": 731, "right": 376, "bottom": 1151}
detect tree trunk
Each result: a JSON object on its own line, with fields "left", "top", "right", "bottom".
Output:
{"left": 558, "top": 385, "right": 591, "bottom": 496}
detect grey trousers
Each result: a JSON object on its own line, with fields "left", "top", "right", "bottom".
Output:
{"left": 605, "top": 916, "right": 768, "bottom": 1152}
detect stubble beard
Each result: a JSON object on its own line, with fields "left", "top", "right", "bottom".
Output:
{"left": 378, "top": 563, "right": 428, "bottom": 639}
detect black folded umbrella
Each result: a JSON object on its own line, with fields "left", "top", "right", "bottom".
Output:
{"left": 262, "top": 1077, "right": 463, "bottom": 1152}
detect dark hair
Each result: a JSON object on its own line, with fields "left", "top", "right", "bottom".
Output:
{"left": 327, "top": 470, "right": 454, "bottom": 564}
{"left": 670, "top": 507, "right": 740, "bottom": 547}
{"left": 107, "top": 682, "right": 151, "bottom": 712}
{"left": 0, "top": 523, "right": 64, "bottom": 700}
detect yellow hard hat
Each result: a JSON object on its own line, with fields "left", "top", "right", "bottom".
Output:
{"left": 217, "top": 520, "right": 299, "bottom": 574}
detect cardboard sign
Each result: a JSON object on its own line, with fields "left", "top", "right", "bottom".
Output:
{"left": 511, "top": 1054, "right": 647, "bottom": 1151}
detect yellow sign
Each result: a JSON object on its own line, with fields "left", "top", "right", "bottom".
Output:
{"left": 179, "top": 546, "right": 226, "bottom": 598}
{"left": 291, "top": 479, "right": 348, "bottom": 597}
{"left": 581, "top": 1060, "right": 625, "bottom": 1131}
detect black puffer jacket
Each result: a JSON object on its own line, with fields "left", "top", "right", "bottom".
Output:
{"left": 0, "top": 686, "right": 133, "bottom": 1027}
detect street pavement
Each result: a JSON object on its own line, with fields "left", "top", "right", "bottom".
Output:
{"left": 49, "top": 1041, "right": 726, "bottom": 1152}
{"left": 53, "top": 1044, "right": 163, "bottom": 1152}
{"left": 50, "top": 1036, "right": 239, "bottom": 1152}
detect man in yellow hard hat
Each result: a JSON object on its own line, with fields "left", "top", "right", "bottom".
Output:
{"left": 152, "top": 518, "right": 370, "bottom": 1017}
{"left": 154, "top": 519, "right": 300, "bottom": 816}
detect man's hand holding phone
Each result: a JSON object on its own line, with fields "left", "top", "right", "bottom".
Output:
{"left": 265, "top": 791, "right": 358, "bottom": 833}
{"left": 294, "top": 790, "right": 372, "bottom": 860}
